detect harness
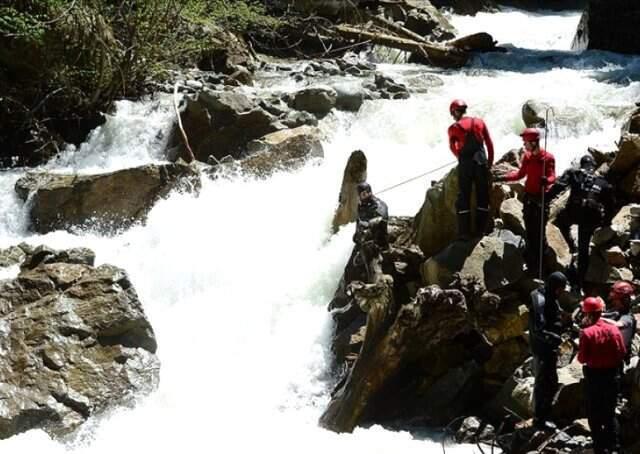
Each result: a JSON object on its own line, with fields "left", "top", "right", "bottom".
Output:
{"left": 456, "top": 119, "right": 487, "bottom": 165}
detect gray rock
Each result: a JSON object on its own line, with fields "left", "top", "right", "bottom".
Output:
{"left": 281, "top": 110, "right": 319, "bottom": 128}
{"left": 455, "top": 416, "right": 496, "bottom": 444}
{"left": 292, "top": 86, "right": 337, "bottom": 117}
{"left": 610, "top": 134, "right": 640, "bottom": 175}
{"left": 572, "top": 1, "right": 640, "bottom": 54}
{"left": 459, "top": 230, "right": 525, "bottom": 292}
{"left": 15, "top": 163, "right": 199, "bottom": 234}
{"left": 500, "top": 197, "right": 525, "bottom": 236}
{"left": 332, "top": 84, "right": 365, "bottom": 112}
{"left": 0, "top": 246, "right": 159, "bottom": 439}
{"left": 522, "top": 100, "right": 551, "bottom": 128}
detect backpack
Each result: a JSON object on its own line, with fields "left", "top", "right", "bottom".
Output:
{"left": 457, "top": 119, "right": 487, "bottom": 165}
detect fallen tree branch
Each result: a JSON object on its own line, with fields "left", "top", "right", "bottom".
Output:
{"left": 173, "top": 81, "right": 195, "bottom": 163}
{"left": 334, "top": 24, "right": 468, "bottom": 68}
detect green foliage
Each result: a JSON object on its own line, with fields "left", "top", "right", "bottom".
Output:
{"left": 0, "top": 0, "right": 283, "bottom": 166}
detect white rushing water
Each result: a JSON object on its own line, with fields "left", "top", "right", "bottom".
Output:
{"left": 2, "top": 8, "right": 640, "bottom": 454}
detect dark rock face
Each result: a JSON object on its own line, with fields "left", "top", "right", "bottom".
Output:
{"left": 15, "top": 163, "right": 199, "bottom": 234}
{"left": 0, "top": 245, "right": 159, "bottom": 440}
{"left": 572, "top": 1, "right": 640, "bottom": 54}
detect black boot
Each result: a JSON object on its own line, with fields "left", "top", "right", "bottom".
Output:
{"left": 457, "top": 212, "right": 471, "bottom": 240}
{"left": 475, "top": 208, "right": 489, "bottom": 237}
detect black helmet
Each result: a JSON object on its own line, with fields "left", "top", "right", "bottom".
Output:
{"left": 357, "top": 182, "right": 372, "bottom": 193}
{"left": 546, "top": 271, "right": 568, "bottom": 293}
{"left": 580, "top": 155, "right": 596, "bottom": 170}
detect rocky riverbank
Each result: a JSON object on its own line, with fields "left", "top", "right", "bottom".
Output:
{"left": 319, "top": 104, "right": 640, "bottom": 453}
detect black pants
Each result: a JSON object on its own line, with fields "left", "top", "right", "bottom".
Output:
{"left": 584, "top": 367, "right": 620, "bottom": 454}
{"left": 523, "top": 194, "right": 549, "bottom": 275}
{"left": 456, "top": 158, "right": 490, "bottom": 236}
{"left": 555, "top": 208, "right": 599, "bottom": 289}
{"left": 532, "top": 350, "right": 558, "bottom": 424}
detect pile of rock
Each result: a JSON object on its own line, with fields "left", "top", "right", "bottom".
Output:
{"left": 320, "top": 105, "right": 640, "bottom": 453}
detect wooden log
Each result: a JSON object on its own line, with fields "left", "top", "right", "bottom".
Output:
{"left": 334, "top": 24, "right": 468, "bottom": 68}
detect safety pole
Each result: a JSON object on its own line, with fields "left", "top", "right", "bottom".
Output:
{"left": 538, "top": 108, "right": 555, "bottom": 280}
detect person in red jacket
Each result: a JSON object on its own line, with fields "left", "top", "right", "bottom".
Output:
{"left": 496, "top": 128, "right": 556, "bottom": 275}
{"left": 578, "top": 296, "right": 626, "bottom": 454}
{"left": 448, "top": 99, "right": 495, "bottom": 239}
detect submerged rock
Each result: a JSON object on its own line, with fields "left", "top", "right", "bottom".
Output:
{"left": 0, "top": 245, "right": 159, "bottom": 439}
{"left": 15, "top": 163, "right": 199, "bottom": 234}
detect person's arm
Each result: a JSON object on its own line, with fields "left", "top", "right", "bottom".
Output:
{"left": 504, "top": 154, "right": 528, "bottom": 181}
{"left": 616, "top": 330, "right": 627, "bottom": 363}
{"left": 448, "top": 125, "right": 460, "bottom": 158}
{"left": 547, "top": 169, "right": 571, "bottom": 202}
{"left": 543, "top": 155, "right": 556, "bottom": 189}
{"left": 481, "top": 122, "right": 495, "bottom": 167}
{"left": 577, "top": 330, "right": 588, "bottom": 364}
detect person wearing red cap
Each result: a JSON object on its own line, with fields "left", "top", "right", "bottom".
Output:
{"left": 448, "top": 99, "right": 495, "bottom": 239}
{"left": 496, "top": 128, "right": 556, "bottom": 274}
{"left": 603, "top": 281, "right": 637, "bottom": 364}
{"left": 578, "top": 296, "right": 626, "bottom": 454}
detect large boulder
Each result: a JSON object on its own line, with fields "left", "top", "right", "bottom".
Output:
{"left": 414, "top": 167, "right": 460, "bottom": 258}
{"left": 238, "top": 126, "right": 324, "bottom": 176}
{"left": 609, "top": 134, "right": 640, "bottom": 175}
{"left": 546, "top": 223, "right": 572, "bottom": 272}
{"left": 572, "top": 1, "right": 640, "bottom": 54}
{"left": 15, "top": 163, "right": 199, "bottom": 234}
{"left": 167, "top": 89, "right": 280, "bottom": 162}
{"left": 500, "top": 197, "right": 525, "bottom": 236}
{"left": 0, "top": 245, "right": 158, "bottom": 439}
{"left": 332, "top": 84, "right": 365, "bottom": 112}
{"left": 522, "top": 100, "right": 551, "bottom": 128}
{"left": 459, "top": 230, "right": 526, "bottom": 292}
{"left": 292, "top": 86, "right": 337, "bottom": 117}
{"left": 332, "top": 150, "right": 368, "bottom": 232}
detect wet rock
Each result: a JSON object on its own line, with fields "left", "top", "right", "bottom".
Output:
{"left": 332, "top": 84, "right": 365, "bottom": 112}
{"left": 0, "top": 246, "right": 26, "bottom": 268}
{"left": 374, "top": 73, "right": 410, "bottom": 100}
{"left": 455, "top": 417, "right": 496, "bottom": 444}
{"left": 332, "top": 150, "right": 368, "bottom": 232}
{"left": 610, "top": 134, "right": 640, "bottom": 175}
{"left": 292, "top": 86, "right": 337, "bottom": 117}
{"left": 320, "top": 285, "right": 473, "bottom": 433}
{"left": 281, "top": 110, "right": 318, "bottom": 129}
{"left": 384, "top": 0, "right": 456, "bottom": 42}
{"left": 449, "top": 32, "right": 497, "bottom": 52}
{"left": 572, "top": 1, "right": 640, "bottom": 54}
{"left": 623, "top": 106, "right": 640, "bottom": 135}
{"left": 236, "top": 126, "right": 324, "bottom": 177}
{"left": 422, "top": 239, "right": 477, "bottom": 288}
{"left": 166, "top": 89, "right": 280, "bottom": 162}
{"left": 522, "top": 100, "right": 551, "bottom": 128}
{"left": 0, "top": 246, "right": 159, "bottom": 439}
{"left": 15, "top": 163, "right": 199, "bottom": 234}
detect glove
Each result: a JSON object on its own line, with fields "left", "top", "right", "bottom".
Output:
{"left": 540, "top": 176, "right": 548, "bottom": 186}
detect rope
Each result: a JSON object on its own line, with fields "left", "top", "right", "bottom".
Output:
{"left": 376, "top": 160, "right": 457, "bottom": 195}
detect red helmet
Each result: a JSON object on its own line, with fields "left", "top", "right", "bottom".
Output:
{"left": 610, "top": 281, "right": 635, "bottom": 299}
{"left": 520, "top": 128, "right": 540, "bottom": 142}
{"left": 450, "top": 99, "right": 467, "bottom": 114}
{"left": 581, "top": 296, "right": 605, "bottom": 313}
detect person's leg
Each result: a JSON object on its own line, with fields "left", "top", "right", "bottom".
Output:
{"left": 523, "top": 197, "right": 542, "bottom": 273}
{"left": 533, "top": 352, "right": 557, "bottom": 424}
{"left": 577, "top": 222, "right": 596, "bottom": 291}
{"left": 456, "top": 162, "right": 472, "bottom": 239}
{"left": 600, "top": 370, "right": 620, "bottom": 453}
{"left": 473, "top": 163, "right": 490, "bottom": 236}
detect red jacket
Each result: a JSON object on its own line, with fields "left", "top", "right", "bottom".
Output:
{"left": 448, "top": 117, "right": 494, "bottom": 166}
{"left": 504, "top": 149, "right": 556, "bottom": 195}
{"left": 577, "top": 318, "right": 626, "bottom": 369}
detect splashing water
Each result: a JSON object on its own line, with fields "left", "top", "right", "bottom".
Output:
{"left": 1, "top": 8, "right": 640, "bottom": 454}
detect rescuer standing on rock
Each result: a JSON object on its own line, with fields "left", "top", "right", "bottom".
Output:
{"left": 548, "top": 155, "right": 614, "bottom": 292}
{"left": 448, "top": 99, "right": 495, "bottom": 240}
{"left": 496, "top": 128, "right": 556, "bottom": 275}
{"left": 578, "top": 296, "right": 626, "bottom": 454}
